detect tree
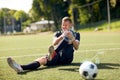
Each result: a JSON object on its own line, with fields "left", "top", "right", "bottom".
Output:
{"left": 31, "top": 0, "right": 70, "bottom": 31}
{"left": 0, "top": 9, "right": 4, "bottom": 33}
{"left": 0, "top": 8, "right": 12, "bottom": 33}
{"left": 13, "top": 10, "right": 28, "bottom": 21}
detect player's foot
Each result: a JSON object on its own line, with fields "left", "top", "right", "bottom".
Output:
{"left": 48, "top": 45, "right": 56, "bottom": 61}
{"left": 7, "top": 57, "right": 24, "bottom": 73}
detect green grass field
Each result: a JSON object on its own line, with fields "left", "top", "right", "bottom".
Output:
{"left": 0, "top": 32, "right": 120, "bottom": 80}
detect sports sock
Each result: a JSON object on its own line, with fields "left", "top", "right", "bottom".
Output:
{"left": 51, "top": 51, "right": 57, "bottom": 59}
{"left": 21, "top": 61, "right": 40, "bottom": 70}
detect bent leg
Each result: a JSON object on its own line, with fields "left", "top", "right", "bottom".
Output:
{"left": 60, "top": 46, "right": 74, "bottom": 64}
{"left": 47, "top": 40, "right": 68, "bottom": 60}
{"left": 55, "top": 40, "right": 68, "bottom": 52}
{"left": 36, "top": 54, "right": 60, "bottom": 66}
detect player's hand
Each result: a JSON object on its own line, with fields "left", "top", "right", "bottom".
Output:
{"left": 61, "top": 30, "right": 68, "bottom": 37}
{"left": 64, "top": 31, "right": 75, "bottom": 40}
{"left": 65, "top": 31, "right": 70, "bottom": 38}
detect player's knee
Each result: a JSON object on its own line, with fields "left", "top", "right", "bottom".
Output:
{"left": 35, "top": 56, "right": 47, "bottom": 65}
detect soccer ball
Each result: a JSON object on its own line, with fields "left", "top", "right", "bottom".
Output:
{"left": 64, "top": 30, "right": 76, "bottom": 42}
{"left": 79, "top": 61, "right": 98, "bottom": 80}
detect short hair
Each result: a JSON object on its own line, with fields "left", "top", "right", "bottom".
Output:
{"left": 62, "top": 17, "right": 72, "bottom": 23}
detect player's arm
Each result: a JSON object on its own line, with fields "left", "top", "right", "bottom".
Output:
{"left": 66, "top": 31, "right": 80, "bottom": 50}
{"left": 53, "top": 30, "right": 71, "bottom": 46}
{"left": 53, "top": 35, "right": 64, "bottom": 46}
{"left": 72, "top": 39, "right": 80, "bottom": 50}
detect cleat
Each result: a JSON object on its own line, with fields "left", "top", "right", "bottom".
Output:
{"left": 48, "top": 45, "right": 56, "bottom": 61}
{"left": 7, "top": 57, "right": 24, "bottom": 73}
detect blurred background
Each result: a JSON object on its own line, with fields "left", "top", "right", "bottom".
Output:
{"left": 0, "top": 1, "right": 120, "bottom": 80}
{"left": 0, "top": 0, "right": 120, "bottom": 35}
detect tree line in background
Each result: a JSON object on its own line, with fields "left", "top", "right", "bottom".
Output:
{"left": 0, "top": 0, "right": 120, "bottom": 33}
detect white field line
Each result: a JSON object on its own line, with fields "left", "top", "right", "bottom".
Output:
{"left": 80, "top": 43, "right": 120, "bottom": 46}
{"left": 0, "top": 47, "right": 120, "bottom": 59}
{"left": 0, "top": 53, "right": 44, "bottom": 59}
{"left": 76, "top": 47, "right": 120, "bottom": 52}
{"left": 0, "top": 47, "right": 46, "bottom": 51}
{"left": 0, "top": 43, "right": 120, "bottom": 51}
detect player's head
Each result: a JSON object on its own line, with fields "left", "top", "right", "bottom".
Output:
{"left": 61, "top": 17, "right": 73, "bottom": 31}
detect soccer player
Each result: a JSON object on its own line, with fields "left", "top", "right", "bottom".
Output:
{"left": 7, "top": 17, "right": 80, "bottom": 73}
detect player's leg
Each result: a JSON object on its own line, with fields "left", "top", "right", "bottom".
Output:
{"left": 59, "top": 46, "right": 74, "bottom": 64}
{"left": 47, "top": 40, "right": 68, "bottom": 61}
{"left": 7, "top": 57, "right": 41, "bottom": 73}
{"left": 36, "top": 51, "right": 60, "bottom": 66}
{"left": 21, "top": 44, "right": 62, "bottom": 69}
{"left": 7, "top": 40, "right": 68, "bottom": 73}
{"left": 7, "top": 46, "right": 56, "bottom": 73}
{"left": 55, "top": 40, "right": 68, "bottom": 52}
{"left": 7, "top": 54, "right": 60, "bottom": 73}
{"left": 20, "top": 61, "right": 40, "bottom": 71}
{"left": 47, "top": 45, "right": 56, "bottom": 61}
{"left": 7, "top": 45, "right": 56, "bottom": 73}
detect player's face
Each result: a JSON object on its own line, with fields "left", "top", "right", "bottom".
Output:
{"left": 61, "top": 21, "right": 72, "bottom": 31}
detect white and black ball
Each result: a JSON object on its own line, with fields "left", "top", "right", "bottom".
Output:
{"left": 79, "top": 61, "right": 98, "bottom": 80}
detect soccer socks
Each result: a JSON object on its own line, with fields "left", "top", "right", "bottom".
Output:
{"left": 21, "top": 61, "right": 40, "bottom": 70}
{"left": 51, "top": 51, "right": 57, "bottom": 59}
